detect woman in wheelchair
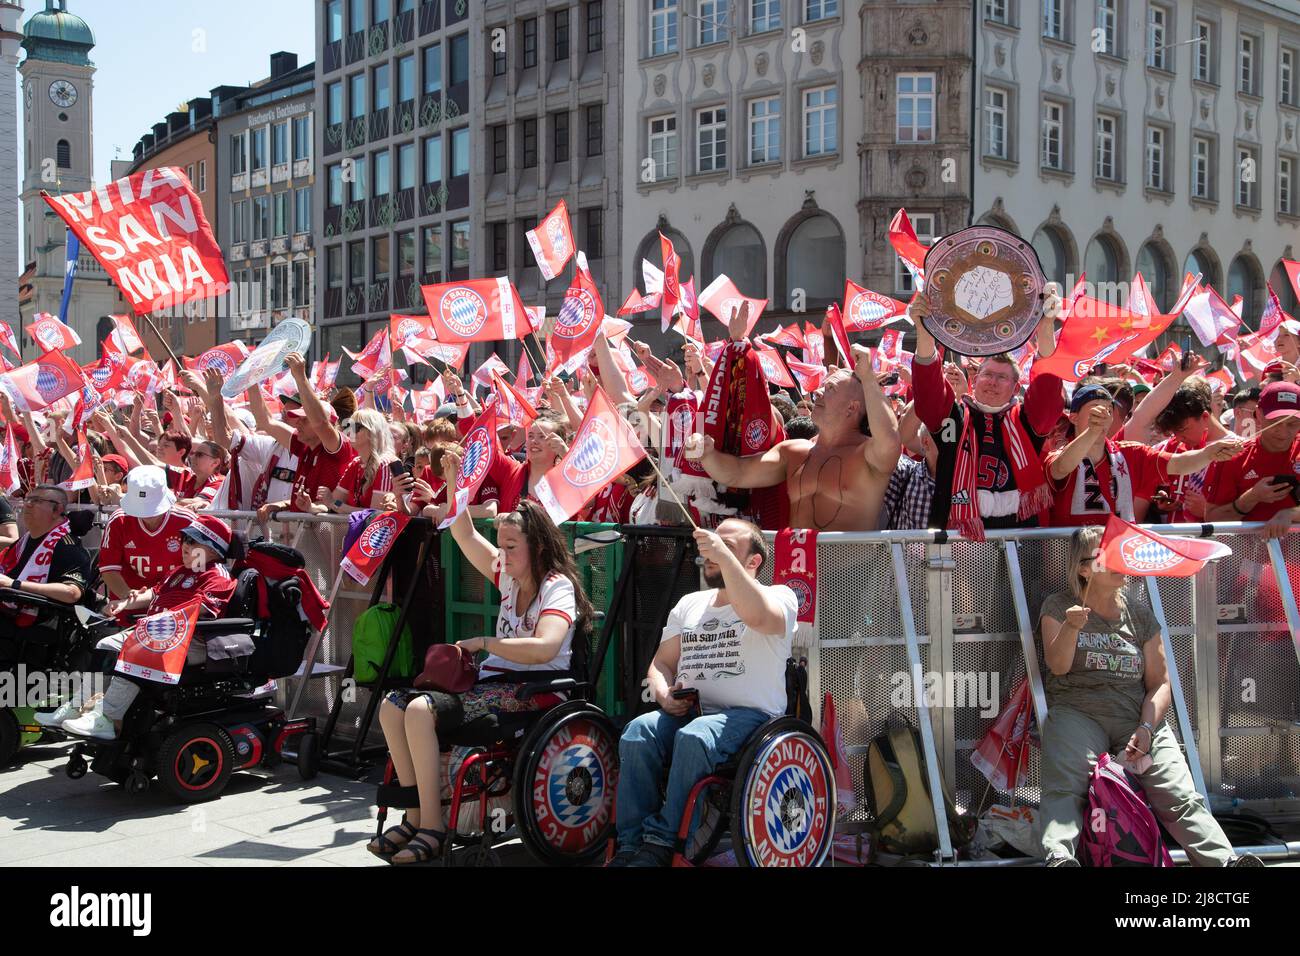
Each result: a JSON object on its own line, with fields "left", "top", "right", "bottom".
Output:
{"left": 368, "top": 499, "right": 595, "bottom": 865}
{"left": 59, "top": 515, "right": 239, "bottom": 740}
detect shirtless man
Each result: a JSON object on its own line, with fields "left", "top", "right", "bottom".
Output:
{"left": 686, "top": 343, "right": 900, "bottom": 531}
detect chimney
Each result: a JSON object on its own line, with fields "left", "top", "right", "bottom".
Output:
{"left": 270, "top": 51, "right": 298, "bottom": 79}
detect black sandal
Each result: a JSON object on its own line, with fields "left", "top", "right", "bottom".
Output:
{"left": 367, "top": 815, "right": 417, "bottom": 859}
{"left": 390, "top": 828, "right": 447, "bottom": 865}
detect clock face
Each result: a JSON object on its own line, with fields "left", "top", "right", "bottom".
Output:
{"left": 49, "top": 80, "right": 77, "bottom": 108}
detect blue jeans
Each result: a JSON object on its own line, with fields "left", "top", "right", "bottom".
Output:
{"left": 616, "top": 707, "right": 770, "bottom": 849}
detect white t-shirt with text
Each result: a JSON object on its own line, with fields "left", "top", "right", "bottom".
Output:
{"left": 480, "top": 570, "right": 577, "bottom": 676}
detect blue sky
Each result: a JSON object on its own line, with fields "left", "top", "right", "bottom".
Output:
{"left": 17, "top": 0, "right": 314, "bottom": 182}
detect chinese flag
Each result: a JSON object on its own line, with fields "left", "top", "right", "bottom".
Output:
{"left": 697, "top": 274, "right": 768, "bottom": 334}
{"left": 115, "top": 601, "right": 202, "bottom": 685}
{"left": 341, "top": 511, "right": 414, "bottom": 586}
{"left": 0, "top": 348, "right": 86, "bottom": 412}
{"left": 525, "top": 199, "right": 575, "bottom": 282}
{"left": 1097, "top": 515, "right": 1231, "bottom": 577}
{"left": 421, "top": 277, "right": 535, "bottom": 343}
{"left": 1030, "top": 278, "right": 1177, "bottom": 382}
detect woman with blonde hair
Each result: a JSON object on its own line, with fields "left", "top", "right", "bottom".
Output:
{"left": 310, "top": 408, "right": 411, "bottom": 514}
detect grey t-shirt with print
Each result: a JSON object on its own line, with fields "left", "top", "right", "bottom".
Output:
{"left": 1038, "top": 590, "right": 1159, "bottom": 722}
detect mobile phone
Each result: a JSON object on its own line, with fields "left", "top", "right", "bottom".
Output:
{"left": 670, "top": 687, "right": 699, "bottom": 701}
{"left": 388, "top": 460, "right": 410, "bottom": 478}
{"left": 880, "top": 371, "right": 900, "bottom": 387}
{"left": 1180, "top": 337, "right": 1194, "bottom": 371}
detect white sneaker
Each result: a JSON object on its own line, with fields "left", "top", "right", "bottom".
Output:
{"left": 34, "top": 700, "right": 82, "bottom": 729}
{"left": 61, "top": 712, "right": 118, "bottom": 740}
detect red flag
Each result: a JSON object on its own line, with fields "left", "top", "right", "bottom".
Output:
{"left": 0, "top": 348, "right": 86, "bottom": 412}
{"left": 1206, "top": 367, "right": 1235, "bottom": 393}
{"left": 873, "top": 329, "right": 906, "bottom": 373}
{"left": 786, "top": 358, "right": 828, "bottom": 394}
{"left": 673, "top": 276, "right": 703, "bottom": 342}
{"left": 803, "top": 323, "right": 825, "bottom": 366}
{"left": 601, "top": 317, "right": 633, "bottom": 347}
{"left": 616, "top": 287, "right": 662, "bottom": 316}
{"left": 58, "top": 432, "right": 95, "bottom": 492}
{"left": 45, "top": 167, "right": 229, "bottom": 315}
{"left": 517, "top": 348, "right": 534, "bottom": 385}
{"left": 26, "top": 313, "right": 82, "bottom": 352}
{"left": 310, "top": 354, "right": 340, "bottom": 395}
{"left": 889, "top": 208, "right": 928, "bottom": 288}
{"left": 341, "top": 328, "right": 391, "bottom": 381}
{"left": 107, "top": 314, "right": 146, "bottom": 354}
{"left": 1030, "top": 284, "right": 1167, "bottom": 382}
{"left": 548, "top": 251, "right": 605, "bottom": 375}
{"left": 122, "top": 356, "right": 164, "bottom": 396}
{"left": 659, "top": 232, "right": 681, "bottom": 331}
{"left": 470, "top": 353, "right": 512, "bottom": 393}
{"left": 1259, "top": 283, "right": 1286, "bottom": 337}
{"left": 842, "top": 281, "right": 907, "bottom": 332}
{"left": 441, "top": 404, "right": 503, "bottom": 528}
{"left": 823, "top": 302, "right": 852, "bottom": 365}
{"left": 1154, "top": 342, "right": 1182, "bottom": 372}
{"left": 1125, "top": 272, "right": 1159, "bottom": 327}
{"left": 82, "top": 352, "right": 130, "bottom": 394}
{"left": 115, "top": 601, "right": 202, "bottom": 685}
{"left": 404, "top": 338, "right": 469, "bottom": 370}
{"left": 0, "top": 424, "right": 19, "bottom": 493}
{"left": 1096, "top": 514, "right": 1231, "bottom": 577}
{"left": 697, "top": 275, "right": 768, "bottom": 335}
{"left": 1183, "top": 285, "right": 1242, "bottom": 349}
{"left": 525, "top": 199, "right": 575, "bottom": 281}
{"left": 760, "top": 323, "right": 806, "bottom": 350}
{"left": 341, "top": 511, "right": 414, "bottom": 586}
{"left": 1237, "top": 329, "right": 1280, "bottom": 380}
{"left": 533, "top": 387, "right": 647, "bottom": 524}
{"left": 185, "top": 341, "right": 251, "bottom": 380}
{"left": 752, "top": 344, "right": 795, "bottom": 389}
{"left": 773, "top": 529, "right": 818, "bottom": 624}
{"left": 1283, "top": 259, "right": 1300, "bottom": 306}
{"left": 612, "top": 344, "right": 657, "bottom": 395}
{"left": 491, "top": 370, "right": 538, "bottom": 428}
{"left": 421, "top": 277, "right": 535, "bottom": 343}
{"left": 390, "top": 312, "right": 441, "bottom": 352}
{"left": 969, "top": 676, "right": 1033, "bottom": 791}
{"left": 819, "top": 692, "right": 857, "bottom": 814}
{"left": 0, "top": 322, "right": 17, "bottom": 357}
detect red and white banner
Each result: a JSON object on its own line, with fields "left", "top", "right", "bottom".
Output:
{"left": 842, "top": 281, "right": 907, "bottom": 332}
{"left": 613, "top": 344, "right": 656, "bottom": 396}
{"left": 658, "top": 233, "right": 682, "bottom": 331}
{"left": 534, "top": 387, "right": 647, "bottom": 525}
{"left": 889, "top": 208, "right": 928, "bottom": 289}
{"left": 697, "top": 274, "right": 767, "bottom": 335}
{"left": 752, "top": 344, "right": 795, "bottom": 389}
{"left": 548, "top": 251, "right": 605, "bottom": 375}
{"left": 26, "top": 313, "right": 81, "bottom": 352}
{"left": 441, "top": 404, "right": 503, "bottom": 528}
{"left": 115, "top": 601, "right": 201, "bottom": 685}
{"left": 760, "top": 323, "right": 806, "bottom": 350}
{"left": 341, "top": 511, "right": 414, "bottom": 586}
{"left": 616, "top": 287, "right": 661, "bottom": 316}
{"left": 0, "top": 348, "right": 86, "bottom": 412}
{"left": 310, "top": 355, "right": 340, "bottom": 395}
{"left": 0, "top": 425, "right": 19, "bottom": 494}
{"left": 342, "top": 328, "right": 391, "bottom": 381}
{"left": 58, "top": 432, "right": 95, "bottom": 491}
{"left": 45, "top": 167, "right": 229, "bottom": 315}
{"left": 390, "top": 312, "right": 439, "bottom": 353}
{"left": 673, "top": 276, "right": 703, "bottom": 342}
{"left": 969, "top": 676, "right": 1033, "bottom": 792}
{"left": 819, "top": 692, "right": 857, "bottom": 815}
{"left": 516, "top": 348, "right": 534, "bottom": 385}
{"left": 601, "top": 317, "right": 633, "bottom": 347}
{"left": 773, "top": 528, "right": 818, "bottom": 624}
{"left": 803, "top": 323, "right": 825, "bottom": 367}
{"left": 0, "top": 322, "right": 17, "bottom": 357}
{"left": 403, "top": 338, "right": 469, "bottom": 370}
{"left": 1097, "top": 515, "right": 1231, "bottom": 577}
{"left": 421, "top": 277, "right": 534, "bottom": 343}
{"left": 525, "top": 199, "right": 575, "bottom": 282}
{"left": 106, "top": 314, "right": 146, "bottom": 355}
{"left": 490, "top": 370, "right": 538, "bottom": 428}
{"left": 786, "top": 358, "right": 828, "bottom": 395}
{"left": 185, "top": 341, "right": 251, "bottom": 380}
{"left": 1183, "top": 285, "right": 1242, "bottom": 349}
{"left": 823, "top": 303, "right": 852, "bottom": 365}
{"left": 470, "top": 353, "right": 512, "bottom": 393}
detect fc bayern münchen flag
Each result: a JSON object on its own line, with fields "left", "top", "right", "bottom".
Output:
{"left": 1097, "top": 515, "right": 1231, "bottom": 577}
{"left": 341, "top": 511, "right": 414, "bottom": 586}
{"left": 115, "top": 601, "right": 201, "bottom": 685}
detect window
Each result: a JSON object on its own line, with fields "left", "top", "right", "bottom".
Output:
{"left": 1145, "top": 125, "right": 1166, "bottom": 191}
{"left": 896, "top": 213, "right": 934, "bottom": 293}
{"left": 696, "top": 106, "right": 727, "bottom": 172}
{"left": 805, "top": 0, "right": 838, "bottom": 22}
{"left": 1095, "top": 113, "right": 1116, "bottom": 181}
{"left": 349, "top": 73, "right": 366, "bottom": 118}
{"left": 348, "top": 0, "right": 365, "bottom": 34}
{"left": 1195, "top": 19, "right": 1213, "bottom": 83}
{"left": 373, "top": 236, "right": 390, "bottom": 281}
{"left": 1147, "top": 5, "right": 1168, "bottom": 70}
{"left": 398, "top": 231, "right": 415, "bottom": 276}
{"left": 804, "top": 85, "right": 838, "bottom": 155}
{"left": 1096, "top": 0, "right": 1116, "bottom": 56}
{"left": 328, "top": 164, "right": 344, "bottom": 206}
{"left": 451, "top": 128, "right": 469, "bottom": 176}
{"left": 272, "top": 122, "right": 289, "bottom": 166}
{"left": 398, "top": 143, "right": 416, "bottom": 189}
{"left": 1042, "top": 0, "right": 1064, "bottom": 40}
{"left": 293, "top": 116, "right": 311, "bottom": 161}
{"left": 374, "top": 63, "right": 391, "bottom": 111}
{"left": 1136, "top": 243, "right": 1171, "bottom": 311}
{"left": 294, "top": 186, "right": 312, "bottom": 232}
{"left": 1281, "top": 156, "right": 1295, "bottom": 214}
{"left": 699, "top": 0, "right": 728, "bottom": 44}
{"left": 984, "top": 87, "right": 1007, "bottom": 159}
{"left": 586, "top": 208, "right": 604, "bottom": 259}
{"left": 650, "top": 0, "right": 678, "bottom": 56}
{"left": 232, "top": 199, "right": 248, "bottom": 243}
{"left": 586, "top": 104, "right": 603, "bottom": 156}
{"left": 372, "top": 0, "right": 389, "bottom": 23}
{"left": 1192, "top": 135, "right": 1212, "bottom": 199}
{"left": 710, "top": 222, "right": 765, "bottom": 296}
{"left": 895, "top": 74, "right": 933, "bottom": 143}
{"left": 373, "top": 150, "right": 391, "bottom": 197}
{"left": 292, "top": 259, "right": 310, "bottom": 308}
{"left": 198, "top": 160, "right": 207, "bottom": 192}
{"left": 327, "top": 245, "right": 343, "bottom": 289}
{"left": 553, "top": 112, "right": 570, "bottom": 163}
{"left": 554, "top": 9, "right": 569, "bottom": 61}
{"left": 451, "top": 221, "right": 471, "bottom": 269}
{"left": 327, "top": 82, "right": 343, "bottom": 125}
{"left": 749, "top": 96, "right": 780, "bottom": 164}
{"left": 587, "top": 2, "right": 603, "bottom": 53}
{"left": 492, "top": 38, "right": 506, "bottom": 77}
{"left": 252, "top": 127, "right": 268, "bottom": 170}
{"left": 1084, "top": 236, "right": 1120, "bottom": 285}
{"left": 492, "top": 125, "right": 507, "bottom": 173}
{"left": 1283, "top": 48, "right": 1297, "bottom": 107}
{"left": 271, "top": 262, "right": 289, "bottom": 310}
{"left": 349, "top": 240, "right": 365, "bottom": 285}
{"left": 231, "top": 131, "right": 247, "bottom": 174}
{"left": 252, "top": 195, "right": 270, "bottom": 241}
{"left": 1034, "top": 227, "right": 1068, "bottom": 286}
{"left": 274, "top": 192, "right": 290, "bottom": 236}
{"left": 349, "top": 155, "right": 367, "bottom": 202}
{"left": 449, "top": 33, "right": 469, "bottom": 85}
{"left": 522, "top": 18, "right": 538, "bottom": 68}
{"left": 423, "top": 43, "right": 442, "bottom": 94}
{"left": 1238, "top": 146, "right": 1258, "bottom": 207}
{"left": 326, "top": 0, "right": 343, "bottom": 43}
{"left": 1239, "top": 34, "right": 1257, "bottom": 95}
{"left": 424, "top": 134, "right": 442, "bottom": 182}
{"left": 521, "top": 118, "right": 538, "bottom": 168}
{"left": 751, "top": 0, "right": 780, "bottom": 33}
{"left": 488, "top": 221, "right": 507, "bottom": 272}
{"left": 649, "top": 114, "right": 678, "bottom": 179}
{"left": 422, "top": 226, "right": 442, "bottom": 276}
{"left": 187, "top": 164, "right": 194, "bottom": 185}
{"left": 52, "top": 139, "right": 70, "bottom": 168}
{"left": 984, "top": 1, "right": 1008, "bottom": 25}
{"left": 398, "top": 54, "right": 416, "bottom": 101}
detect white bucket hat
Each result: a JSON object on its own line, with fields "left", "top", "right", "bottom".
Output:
{"left": 121, "top": 465, "right": 176, "bottom": 518}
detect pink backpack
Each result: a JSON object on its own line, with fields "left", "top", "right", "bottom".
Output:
{"left": 1079, "top": 753, "right": 1174, "bottom": 867}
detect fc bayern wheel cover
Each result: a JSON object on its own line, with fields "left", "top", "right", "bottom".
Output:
{"left": 739, "top": 731, "right": 835, "bottom": 867}
{"left": 530, "top": 716, "right": 617, "bottom": 855}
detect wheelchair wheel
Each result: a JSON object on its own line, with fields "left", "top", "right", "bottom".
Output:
{"left": 0, "top": 709, "right": 18, "bottom": 768}
{"left": 512, "top": 702, "right": 619, "bottom": 866}
{"left": 683, "top": 783, "right": 729, "bottom": 866}
{"left": 295, "top": 731, "right": 321, "bottom": 781}
{"left": 729, "top": 717, "right": 836, "bottom": 868}
{"left": 158, "top": 722, "right": 236, "bottom": 802}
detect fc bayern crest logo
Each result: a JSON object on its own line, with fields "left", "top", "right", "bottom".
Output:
{"left": 35, "top": 321, "right": 61, "bottom": 349}
{"left": 788, "top": 578, "right": 813, "bottom": 618}
{"left": 745, "top": 733, "right": 832, "bottom": 866}
{"left": 1118, "top": 537, "right": 1181, "bottom": 573}
{"left": 563, "top": 418, "right": 620, "bottom": 488}
{"left": 532, "top": 717, "right": 617, "bottom": 853}
{"left": 35, "top": 365, "right": 69, "bottom": 400}
{"left": 546, "top": 216, "right": 568, "bottom": 257}
{"left": 849, "top": 292, "right": 888, "bottom": 328}
{"left": 744, "top": 418, "right": 770, "bottom": 451}
{"left": 440, "top": 288, "right": 489, "bottom": 338}
{"left": 358, "top": 516, "right": 397, "bottom": 557}
{"left": 396, "top": 318, "right": 424, "bottom": 345}
{"left": 554, "top": 289, "right": 598, "bottom": 340}
{"left": 137, "top": 612, "right": 188, "bottom": 653}
{"left": 461, "top": 427, "right": 492, "bottom": 486}
{"left": 722, "top": 297, "right": 744, "bottom": 318}
{"left": 201, "top": 352, "right": 236, "bottom": 377}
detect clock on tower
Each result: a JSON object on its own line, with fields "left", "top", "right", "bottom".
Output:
{"left": 48, "top": 79, "right": 76, "bottom": 108}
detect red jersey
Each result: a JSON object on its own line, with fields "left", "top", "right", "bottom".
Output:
{"left": 337, "top": 457, "right": 396, "bottom": 508}
{"left": 99, "top": 508, "right": 199, "bottom": 590}
{"left": 1204, "top": 433, "right": 1300, "bottom": 520}
{"left": 583, "top": 481, "right": 633, "bottom": 524}
{"left": 290, "top": 435, "right": 356, "bottom": 511}
{"left": 1043, "top": 442, "right": 1169, "bottom": 527}
{"left": 150, "top": 565, "right": 236, "bottom": 618}
{"left": 165, "top": 465, "right": 197, "bottom": 499}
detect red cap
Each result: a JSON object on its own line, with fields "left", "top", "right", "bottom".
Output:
{"left": 100, "top": 454, "right": 129, "bottom": 474}
{"left": 1263, "top": 360, "right": 1287, "bottom": 378}
{"left": 180, "top": 514, "right": 233, "bottom": 558}
{"left": 1259, "top": 381, "right": 1300, "bottom": 420}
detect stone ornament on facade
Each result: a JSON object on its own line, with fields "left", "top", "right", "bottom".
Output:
{"left": 1245, "top": 110, "right": 1254, "bottom": 132}
{"left": 995, "top": 44, "right": 1005, "bottom": 68}
{"left": 1154, "top": 86, "right": 1165, "bottom": 109}
{"left": 811, "top": 40, "right": 824, "bottom": 66}
{"left": 1051, "top": 60, "right": 1062, "bottom": 82}
{"left": 1104, "top": 74, "right": 1115, "bottom": 97}
{"left": 1200, "top": 98, "right": 1210, "bottom": 120}
{"left": 1287, "top": 120, "right": 1295, "bottom": 142}
{"left": 755, "top": 52, "right": 768, "bottom": 77}
{"left": 906, "top": 164, "right": 926, "bottom": 191}
{"left": 703, "top": 63, "right": 715, "bottom": 88}
{"left": 654, "top": 73, "right": 665, "bottom": 96}
{"left": 907, "top": 21, "right": 928, "bottom": 47}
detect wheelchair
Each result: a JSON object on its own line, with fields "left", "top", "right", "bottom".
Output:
{"left": 375, "top": 615, "right": 620, "bottom": 867}
{"left": 61, "top": 547, "right": 321, "bottom": 803}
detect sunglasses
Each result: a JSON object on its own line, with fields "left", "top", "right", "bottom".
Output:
{"left": 24, "top": 496, "right": 62, "bottom": 508}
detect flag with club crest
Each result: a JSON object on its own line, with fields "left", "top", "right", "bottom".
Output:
{"left": 57, "top": 432, "right": 95, "bottom": 491}
{"left": 115, "top": 601, "right": 202, "bottom": 685}
{"left": 310, "top": 354, "right": 340, "bottom": 395}
{"left": 548, "top": 252, "right": 605, "bottom": 375}
{"left": 26, "top": 313, "right": 81, "bottom": 353}
{"left": 970, "top": 676, "right": 1034, "bottom": 792}
{"left": 0, "top": 424, "right": 18, "bottom": 493}
{"left": 889, "top": 208, "right": 928, "bottom": 289}
{"left": 470, "top": 353, "right": 512, "bottom": 394}
{"left": 185, "top": 341, "right": 251, "bottom": 380}
{"left": 422, "top": 277, "right": 534, "bottom": 343}
{"left": 1183, "top": 285, "right": 1242, "bottom": 350}
{"left": 491, "top": 370, "right": 538, "bottom": 428}
{"left": 0, "top": 348, "right": 86, "bottom": 412}
{"left": 525, "top": 199, "right": 575, "bottom": 282}
{"left": 786, "top": 358, "right": 828, "bottom": 395}
{"left": 658, "top": 232, "right": 682, "bottom": 331}
{"left": 842, "top": 281, "right": 907, "bottom": 333}
{"left": 106, "top": 314, "right": 146, "bottom": 355}
{"left": 440, "top": 403, "right": 503, "bottom": 529}
{"left": 697, "top": 274, "right": 767, "bottom": 335}
{"left": 0, "top": 322, "right": 17, "bottom": 357}
{"left": 341, "top": 511, "right": 415, "bottom": 586}
{"left": 751, "top": 344, "right": 795, "bottom": 388}
{"left": 1097, "top": 515, "right": 1231, "bottom": 577}
{"left": 760, "top": 323, "right": 806, "bottom": 350}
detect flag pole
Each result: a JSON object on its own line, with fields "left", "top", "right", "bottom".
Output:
{"left": 138, "top": 312, "right": 183, "bottom": 369}
{"left": 642, "top": 451, "right": 699, "bottom": 531}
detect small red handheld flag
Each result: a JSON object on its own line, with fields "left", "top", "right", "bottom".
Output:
{"left": 1097, "top": 515, "right": 1231, "bottom": 577}
{"left": 697, "top": 275, "right": 768, "bottom": 335}
{"left": 0, "top": 348, "right": 87, "bottom": 412}
{"left": 115, "top": 601, "right": 202, "bottom": 685}
{"left": 26, "top": 313, "right": 82, "bottom": 352}
{"left": 341, "top": 511, "right": 414, "bottom": 586}
{"left": 548, "top": 252, "right": 605, "bottom": 375}
{"left": 841, "top": 281, "right": 907, "bottom": 333}
{"left": 441, "top": 404, "right": 503, "bottom": 529}
{"left": 969, "top": 676, "right": 1033, "bottom": 792}
{"left": 525, "top": 199, "right": 575, "bottom": 281}
{"left": 421, "top": 277, "right": 535, "bottom": 343}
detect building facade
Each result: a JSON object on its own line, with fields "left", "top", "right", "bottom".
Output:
{"left": 18, "top": 0, "right": 119, "bottom": 364}
{"left": 0, "top": 1, "right": 23, "bottom": 340}
{"left": 121, "top": 98, "right": 220, "bottom": 358}
{"left": 215, "top": 52, "right": 316, "bottom": 349}
{"left": 973, "top": 0, "right": 1300, "bottom": 330}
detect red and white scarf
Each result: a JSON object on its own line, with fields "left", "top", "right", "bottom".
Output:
{"left": 227, "top": 434, "right": 283, "bottom": 510}
{"left": 1069, "top": 440, "right": 1135, "bottom": 521}
{"left": 950, "top": 399, "right": 1051, "bottom": 541}
{"left": 0, "top": 519, "right": 71, "bottom": 626}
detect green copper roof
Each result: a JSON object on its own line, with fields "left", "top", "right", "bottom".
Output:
{"left": 22, "top": 3, "right": 95, "bottom": 66}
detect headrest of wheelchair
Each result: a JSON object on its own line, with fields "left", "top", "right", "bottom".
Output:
{"left": 245, "top": 538, "right": 306, "bottom": 570}
{"left": 67, "top": 509, "right": 95, "bottom": 537}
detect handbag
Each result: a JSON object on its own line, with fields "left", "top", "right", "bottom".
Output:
{"left": 413, "top": 643, "right": 479, "bottom": 693}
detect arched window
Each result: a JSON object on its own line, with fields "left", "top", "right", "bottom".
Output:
{"left": 780, "top": 212, "right": 843, "bottom": 309}
{"left": 1136, "top": 242, "right": 1173, "bottom": 312}
{"left": 56, "top": 139, "right": 71, "bottom": 169}
{"left": 1084, "top": 234, "right": 1120, "bottom": 288}
{"left": 1271, "top": 261, "right": 1298, "bottom": 314}
{"left": 1183, "top": 248, "right": 1219, "bottom": 291}
{"left": 705, "top": 222, "right": 766, "bottom": 298}
{"left": 634, "top": 226, "right": 694, "bottom": 295}
{"left": 1032, "top": 225, "right": 1068, "bottom": 287}
{"left": 1228, "top": 253, "right": 1262, "bottom": 317}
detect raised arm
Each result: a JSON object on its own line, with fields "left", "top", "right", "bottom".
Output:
{"left": 851, "top": 344, "right": 902, "bottom": 474}
{"left": 693, "top": 527, "right": 789, "bottom": 634}
{"left": 686, "top": 432, "right": 798, "bottom": 489}
{"left": 285, "top": 352, "right": 342, "bottom": 453}
{"left": 593, "top": 330, "right": 636, "bottom": 408}
{"left": 247, "top": 379, "right": 296, "bottom": 449}
{"left": 1047, "top": 406, "right": 1110, "bottom": 480}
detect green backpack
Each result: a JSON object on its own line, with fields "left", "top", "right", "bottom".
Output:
{"left": 351, "top": 603, "right": 415, "bottom": 685}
